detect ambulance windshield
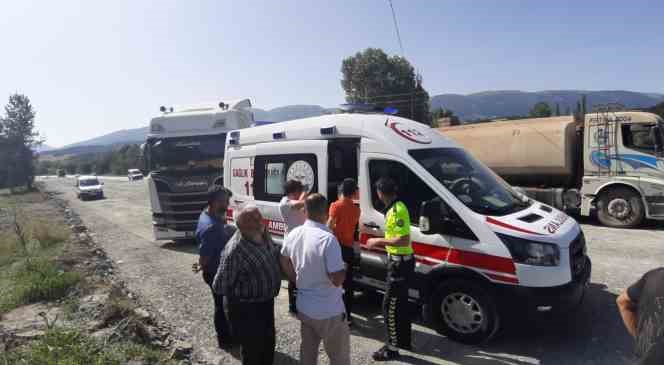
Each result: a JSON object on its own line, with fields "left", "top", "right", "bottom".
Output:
{"left": 409, "top": 148, "right": 531, "bottom": 216}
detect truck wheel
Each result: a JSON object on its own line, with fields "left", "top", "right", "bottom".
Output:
{"left": 428, "top": 279, "right": 499, "bottom": 345}
{"left": 596, "top": 187, "right": 644, "bottom": 228}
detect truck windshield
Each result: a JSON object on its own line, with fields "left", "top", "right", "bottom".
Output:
{"left": 147, "top": 134, "right": 226, "bottom": 172}
{"left": 79, "top": 179, "right": 99, "bottom": 187}
{"left": 409, "top": 148, "right": 531, "bottom": 216}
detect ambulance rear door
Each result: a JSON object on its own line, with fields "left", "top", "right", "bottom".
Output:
{"left": 252, "top": 140, "right": 328, "bottom": 244}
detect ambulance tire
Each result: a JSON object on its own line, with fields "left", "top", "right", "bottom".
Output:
{"left": 596, "top": 186, "right": 644, "bottom": 228}
{"left": 429, "top": 279, "right": 499, "bottom": 345}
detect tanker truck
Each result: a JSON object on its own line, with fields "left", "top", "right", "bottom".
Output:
{"left": 440, "top": 111, "right": 664, "bottom": 228}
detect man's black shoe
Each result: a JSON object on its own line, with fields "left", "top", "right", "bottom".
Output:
{"left": 372, "top": 345, "right": 400, "bottom": 361}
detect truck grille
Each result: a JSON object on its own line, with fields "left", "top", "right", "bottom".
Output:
{"left": 569, "top": 232, "right": 587, "bottom": 281}
{"left": 152, "top": 174, "right": 221, "bottom": 232}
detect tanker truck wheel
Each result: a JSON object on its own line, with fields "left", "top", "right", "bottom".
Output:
{"left": 596, "top": 187, "right": 644, "bottom": 228}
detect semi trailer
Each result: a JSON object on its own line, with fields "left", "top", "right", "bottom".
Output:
{"left": 440, "top": 111, "right": 664, "bottom": 228}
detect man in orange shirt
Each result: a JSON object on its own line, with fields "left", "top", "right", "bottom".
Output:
{"left": 328, "top": 178, "right": 361, "bottom": 324}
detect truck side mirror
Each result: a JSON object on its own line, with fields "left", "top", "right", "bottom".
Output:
{"left": 419, "top": 198, "right": 451, "bottom": 235}
{"left": 652, "top": 126, "right": 663, "bottom": 154}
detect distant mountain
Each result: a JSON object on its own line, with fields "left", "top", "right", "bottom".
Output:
{"left": 251, "top": 105, "right": 333, "bottom": 122}
{"left": 431, "top": 90, "right": 664, "bottom": 121}
{"left": 63, "top": 126, "right": 149, "bottom": 149}
{"left": 34, "top": 144, "right": 55, "bottom": 153}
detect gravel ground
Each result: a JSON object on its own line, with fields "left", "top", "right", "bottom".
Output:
{"left": 39, "top": 177, "right": 664, "bottom": 365}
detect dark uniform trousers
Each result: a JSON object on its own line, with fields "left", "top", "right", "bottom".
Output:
{"left": 203, "top": 271, "right": 233, "bottom": 344}
{"left": 383, "top": 254, "right": 415, "bottom": 349}
{"left": 229, "top": 299, "right": 276, "bottom": 365}
{"left": 341, "top": 245, "right": 359, "bottom": 316}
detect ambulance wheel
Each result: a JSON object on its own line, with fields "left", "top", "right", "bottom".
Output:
{"left": 429, "top": 279, "right": 499, "bottom": 345}
{"left": 596, "top": 187, "right": 644, "bottom": 228}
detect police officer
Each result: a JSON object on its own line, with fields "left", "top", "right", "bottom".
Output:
{"left": 366, "top": 177, "right": 414, "bottom": 361}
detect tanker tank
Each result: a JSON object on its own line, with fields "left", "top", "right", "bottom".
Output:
{"left": 440, "top": 116, "right": 580, "bottom": 188}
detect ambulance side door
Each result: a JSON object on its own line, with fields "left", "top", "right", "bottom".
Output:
{"left": 357, "top": 152, "right": 454, "bottom": 296}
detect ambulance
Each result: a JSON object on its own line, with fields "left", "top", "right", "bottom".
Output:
{"left": 223, "top": 113, "right": 591, "bottom": 344}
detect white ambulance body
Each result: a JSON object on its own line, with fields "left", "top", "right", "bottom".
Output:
{"left": 223, "top": 113, "right": 591, "bottom": 344}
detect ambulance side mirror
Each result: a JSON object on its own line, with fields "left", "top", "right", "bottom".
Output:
{"left": 419, "top": 198, "right": 451, "bottom": 235}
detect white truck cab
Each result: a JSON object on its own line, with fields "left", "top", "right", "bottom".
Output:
{"left": 223, "top": 114, "right": 591, "bottom": 344}
{"left": 76, "top": 175, "right": 104, "bottom": 200}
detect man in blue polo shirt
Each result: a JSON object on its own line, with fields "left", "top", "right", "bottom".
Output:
{"left": 194, "top": 185, "right": 235, "bottom": 349}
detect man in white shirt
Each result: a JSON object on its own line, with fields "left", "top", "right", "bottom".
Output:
{"left": 279, "top": 179, "right": 307, "bottom": 314}
{"left": 280, "top": 193, "right": 350, "bottom": 365}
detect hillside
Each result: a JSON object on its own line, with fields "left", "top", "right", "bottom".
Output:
{"left": 63, "top": 127, "right": 149, "bottom": 149}
{"left": 431, "top": 90, "right": 664, "bottom": 120}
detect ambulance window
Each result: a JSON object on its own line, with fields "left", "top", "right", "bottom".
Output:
{"left": 368, "top": 159, "right": 437, "bottom": 225}
{"left": 254, "top": 154, "right": 318, "bottom": 202}
{"left": 265, "top": 163, "right": 286, "bottom": 195}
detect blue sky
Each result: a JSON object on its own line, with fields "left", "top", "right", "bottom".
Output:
{"left": 1, "top": 0, "right": 662, "bottom": 147}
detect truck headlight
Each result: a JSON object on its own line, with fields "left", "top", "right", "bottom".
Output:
{"left": 497, "top": 233, "right": 560, "bottom": 266}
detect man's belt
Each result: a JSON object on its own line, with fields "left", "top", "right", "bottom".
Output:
{"left": 388, "top": 254, "right": 413, "bottom": 261}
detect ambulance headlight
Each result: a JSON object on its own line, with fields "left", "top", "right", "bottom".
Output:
{"left": 498, "top": 234, "right": 560, "bottom": 266}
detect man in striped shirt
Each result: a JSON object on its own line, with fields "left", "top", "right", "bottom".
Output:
{"left": 214, "top": 206, "right": 282, "bottom": 365}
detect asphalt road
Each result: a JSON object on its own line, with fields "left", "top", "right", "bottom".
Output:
{"left": 39, "top": 176, "right": 664, "bottom": 365}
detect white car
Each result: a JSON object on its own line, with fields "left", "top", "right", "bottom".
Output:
{"left": 128, "top": 169, "right": 144, "bottom": 181}
{"left": 76, "top": 176, "right": 104, "bottom": 200}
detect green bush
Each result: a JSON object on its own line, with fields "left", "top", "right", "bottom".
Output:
{"left": 0, "top": 327, "right": 174, "bottom": 365}
{"left": 0, "top": 259, "right": 80, "bottom": 314}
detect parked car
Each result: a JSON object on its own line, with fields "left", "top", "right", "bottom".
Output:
{"left": 75, "top": 176, "right": 104, "bottom": 200}
{"left": 128, "top": 169, "right": 144, "bottom": 181}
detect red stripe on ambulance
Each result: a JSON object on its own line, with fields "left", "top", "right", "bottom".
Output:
{"left": 486, "top": 217, "right": 542, "bottom": 236}
{"left": 359, "top": 233, "right": 517, "bottom": 276}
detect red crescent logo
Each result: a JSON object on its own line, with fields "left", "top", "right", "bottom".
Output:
{"left": 389, "top": 122, "right": 432, "bottom": 144}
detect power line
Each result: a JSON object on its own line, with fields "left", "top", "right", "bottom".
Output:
{"left": 388, "top": 0, "right": 405, "bottom": 57}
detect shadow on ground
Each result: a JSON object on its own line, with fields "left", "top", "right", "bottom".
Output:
{"left": 350, "top": 282, "right": 634, "bottom": 364}
{"left": 159, "top": 239, "right": 198, "bottom": 255}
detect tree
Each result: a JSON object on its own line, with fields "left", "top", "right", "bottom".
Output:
{"left": 431, "top": 107, "right": 460, "bottom": 127}
{"left": 647, "top": 101, "right": 664, "bottom": 119}
{"left": 341, "top": 48, "right": 431, "bottom": 124}
{"left": 555, "top": 103, "right": 561, "bottom": 116}
{"left": 529, "top": 102, "right": 552, "bottom": 118}
{"left": 1, "top": 94, "right": 41, "bottom": 189}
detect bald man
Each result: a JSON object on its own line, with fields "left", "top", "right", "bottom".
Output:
{"left": 214, "top": 207, "right": 282, "bottom": 365}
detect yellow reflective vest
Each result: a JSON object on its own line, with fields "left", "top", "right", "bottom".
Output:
{"left": 384, "top": 200, "right": 413, "bottom": 255}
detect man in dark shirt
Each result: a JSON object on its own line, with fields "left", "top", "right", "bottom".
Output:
{"left": 617, "top": 267, "right": 664, "bottom": 364}
{"left": 194, "top": 185, "right": 234, "bottom": 348}
{"left": 214, "top": 206, "right": 282, "bottom": 365}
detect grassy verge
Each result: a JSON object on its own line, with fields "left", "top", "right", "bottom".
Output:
{"left": 0, "top": 259, "right": 80, "bottom": 313}
{"left": 0, "top": 189, "right": 177, "bottom": 364}
{"left": 0, "top": 192, "right": 76, "bottom": 314}
{"left": 0, "top": 327, "right": 176, "bottom": 365}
